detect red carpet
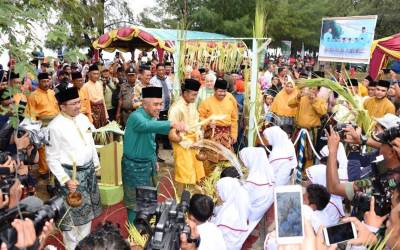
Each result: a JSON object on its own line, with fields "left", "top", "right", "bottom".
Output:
{"left": 43, "top": 175, "right": 175, "bottom": 249}
{"left": 43, "top": 175, "right": 271, "bottom": 249}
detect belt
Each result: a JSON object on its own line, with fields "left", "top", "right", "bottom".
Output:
{"left": 62, "top": 161, "right": 93, "bottom": 171}
{"left": 122, "top": 154, "right": 154, "bottom": 163}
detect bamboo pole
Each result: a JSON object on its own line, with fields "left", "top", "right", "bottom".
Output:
{"left": 248, "top": 38, "right": 258, "bottom": 146}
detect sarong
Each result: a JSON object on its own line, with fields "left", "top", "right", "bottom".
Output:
{"left": 172, "top": 133, "right": 205, "bottom": 184}
{"left": 292, "top": 127, "right": 319, "bottom": 168}
{"left": 121, "top": 155, "right": 157, "bottom": 214}
{"left": 202, "top": 125, "right": 232, "bottom": 164}
{"left": 91, "top": 102, "right": 107, "bottom": 128}
{"left": 55, "top": 161, "right": 102, "bottom": 231}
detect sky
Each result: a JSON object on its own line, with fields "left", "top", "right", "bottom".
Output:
{"left": 128, "top": 0, "right": 156, "bottom": 15}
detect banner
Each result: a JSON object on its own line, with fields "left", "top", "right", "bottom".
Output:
{"left": 318, "top": 15, "right": 377, "bottom": 64}
{"left": 281, "top": 40, "right": 292, "bottom": 58}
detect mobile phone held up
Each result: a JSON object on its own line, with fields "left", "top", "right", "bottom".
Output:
{"left": 323, "top": 222, "right": 357, "bottom": 246}
{"left": 274, "top": 185, "right": 304, "bottom": 245}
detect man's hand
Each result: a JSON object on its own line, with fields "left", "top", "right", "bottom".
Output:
{"left": 0, "top": 190, "right": 9, "bottom": 209}
{"left": 8, "top": 179, "right": 22, "bottom": 208}
{"left": 39, "top": 219, "right": 54, "bottom": 249}
{"left": 364, "top": 196, "right": 388, "bottom": 228}
{"left": 14, "top": 132, "right": 30, "bottom": 150}
{"left": 172, "top": 121, "right": 187, "bottom": 133}
{"left": 342, "top": 217, "right": 377, "bottom": 246}
{"left": 0, "top": 156, "right": 15, "bottom": 173}
{"left": 66, "top": 180, "right": 79, "bottom": 193}
{"left": 391, "top": 137, "right": 400, "bottom": 158}
{"left": 326, "top": 126, "right": 340, "bottom": 154}
{"left": 180, "top": 219, "right": 200, "bottom": 250}
{"left": 11, "top": 218, "right": 37, "bottom": 249}
{"left": 343, "top": 125, "right": 362, "bottom": 145}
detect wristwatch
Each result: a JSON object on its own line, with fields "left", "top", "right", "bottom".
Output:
{"left": 360, "top": 134, "right": 368, "bottom": 146}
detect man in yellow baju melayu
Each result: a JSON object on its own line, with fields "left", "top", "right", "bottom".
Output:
{"left": 169, "top": 79, "right": 205, "bottom": 193}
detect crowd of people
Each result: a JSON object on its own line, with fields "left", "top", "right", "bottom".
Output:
{"left": 0, "top": 49, "right": 399, "bottom": 250}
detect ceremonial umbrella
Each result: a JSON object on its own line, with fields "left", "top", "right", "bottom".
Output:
{"left": 369, "top": 33, "right": 400, "bottom": 79}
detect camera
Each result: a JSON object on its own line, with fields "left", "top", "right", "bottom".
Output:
{"left": 134, "top": 186, "right": 199, "bottom": 250}
{"left": 0, "top": 196, "right": 65, "bottom": 248}
{"left": 335, "top": 123, "right": 356, "bottom": 140}
{"left": 351, "top": 161, "right": 398, "bottom": 220}
{"left": 0, "top": 151, "right": 11, "bottom": 165}
{"left": 17, "top": 119, "right": 50, "bottom": 149}
{"left": 373, "top": 125, "right": 400, "bottom": 144}
{"left": 0, "top": 174, "right": 29, "bottom": 196}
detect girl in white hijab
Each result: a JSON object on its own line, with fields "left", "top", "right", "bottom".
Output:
{"left": 240, "top": 147, "right": 275, "bottom": 222}
{"left": 212, "top": 177, "right": 250, "bottom": 250}
{"left": 262, "top": 126, "right": 297, "bottom": 185}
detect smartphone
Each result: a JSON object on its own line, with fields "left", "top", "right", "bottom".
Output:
{"left": 274, "top": 185, "right": 304, "bottom": 244}
{"left": 115, "top": 52, "right": 120, "bottom": 58}
{"left": 323, "top": 222, "right": 357, "bottom": 246}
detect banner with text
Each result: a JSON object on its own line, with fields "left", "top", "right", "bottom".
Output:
{"left": 318, "top": 15, "right": 377, "bottom": 64}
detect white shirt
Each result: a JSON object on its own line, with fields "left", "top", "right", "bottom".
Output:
{"left": 149, "top": 75, "right": 173, "bottom": 111}
{"left": 197, "top": 221, "right": 227, "bottom": 250}
{"left": 46, "top": 113, "right": 99, "bottom": 185}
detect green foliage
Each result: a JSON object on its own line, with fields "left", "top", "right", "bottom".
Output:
{"left": 137, "top": 0, "right": 400, "bottom": 50}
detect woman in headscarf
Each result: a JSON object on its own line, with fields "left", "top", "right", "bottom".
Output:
{"left": 240, "top": 147, "right": 275, "bottom": 222}
{"left": 195, "top": 73, "right": 216, "bottom": 107}
{"left": 262, "top": 126, "right": 297, "bottom": 185}
{"left": 212, "top": 177, "right": 250, "bottom": 250}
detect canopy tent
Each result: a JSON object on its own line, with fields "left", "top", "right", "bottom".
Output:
{"left": 93, "top": 26, "right": 247, "bottom": 74}
{"left": 369, "top": 33, "right": 400, "bottom": 79}
{"left": 93, "top": 26, "right": 246, "bottom": 57}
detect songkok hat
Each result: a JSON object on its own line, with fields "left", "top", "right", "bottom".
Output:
{"left": 377, "top": 80, "right": 390, "bottom": 89}
{"left": 126, "top": 67, "right": 136, "bottom": 75}
{"left": 56, "top": 87, "right": 80, "bottom": 103}
{"left": 37, "top": 72, "right": 49, "bottom": 81}
{"left": 365, "top": 75, "right": 373, "bottom": 83}
{"left": 41, "top": 62, "right": 50, "bottom": 67}
{"left": 71, "top": 71, "right": 83, "bottom": 80}
{"left": 312, "top": 71, "right": 325, "bottom": 78}
{"left": 368, "top": 81, "right": 376, "bottom": 87}
{"left": 348, "top": 78, "right": 358, "bottom": 86}
{"left": 164, "top": 62, "right": 172, "bottom": 66}
{"left": 9, "top": 71, "right": 19, "bottom": 80}
{"left": 183, "top": 79, "right": 201, "bottom": 91}
{"left": 117, "top": 67, "right": 124, "bottom": 73}
{"left": 142, "top": 87, "right": 162, "bottom": 99}
{"left": 88, "top": 64, "right": 99, "bottom": 72}
{"left": 199, "top": 68, "right": 206, "bottom": 74}
{"left": 214, "top": 79, "right": 228, "bottom": 90}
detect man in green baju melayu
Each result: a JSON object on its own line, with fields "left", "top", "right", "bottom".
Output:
{"left": 122, "top": 86, "right": 186, "bottom": 223}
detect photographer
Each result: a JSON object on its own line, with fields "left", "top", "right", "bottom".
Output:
{"left": 188, "top": 194, "right": 226, "bottom": 250}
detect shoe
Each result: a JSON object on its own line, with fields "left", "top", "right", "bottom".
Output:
{"left": 157, "top": 156, "right": 165, "bottom": 163}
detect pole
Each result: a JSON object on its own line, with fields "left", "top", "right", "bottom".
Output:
{"left": 248, "top": 38, "right": 258, "bottom": 146}
{"left": 173, "top": 40, "right": 181, "bottom": 99}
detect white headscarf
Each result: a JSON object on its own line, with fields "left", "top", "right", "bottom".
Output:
{"left": 319, "top": 142, "right": 348, "bottom": 181}
{"left": 263, "top": 126, "right": 297, "bottom": 185}
{"left": 240, "top": 147, "right": 275, "bottom": 185}
{"left": 240, "top": 147, "right": 275, "bottom": 222}
{"left": 212, "top": 177, "right": 250, "bottom": 250}
{"left": 306, "top": 164, "right": 345, "bottom": 226}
